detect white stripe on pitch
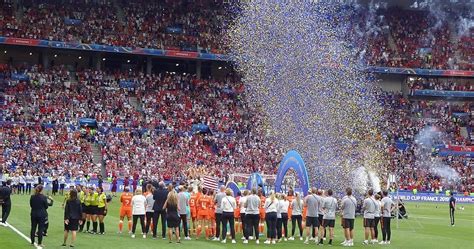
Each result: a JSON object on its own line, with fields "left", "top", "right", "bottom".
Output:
{"left": 5, "top": 222, "right": 41, "bottom": 249}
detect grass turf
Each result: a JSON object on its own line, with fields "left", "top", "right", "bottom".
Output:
{"left": 0, "top": 194, "right": 473, "bottom": 249}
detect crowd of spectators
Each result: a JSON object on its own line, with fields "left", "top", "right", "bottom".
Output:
{"left": 0, "top": 1, "right": 472, "bottom": 69}
{"left": 1, "top": 64, "right": 282, "bottom": 182}
{"left": 1, "top": 64, "right": 473, "bottom": 193}
{"left": 408, "top": 77, "right": 474, "bottom": 92}
{"left": 380, "top": 92, "right": 473, "bottom": 193}
{"left": 0, "top": 0, "right": 226, "bottom": 53}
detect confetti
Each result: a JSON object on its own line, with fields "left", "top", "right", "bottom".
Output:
{"left": 226, "top": 0, "right": 387, "bottom": 193}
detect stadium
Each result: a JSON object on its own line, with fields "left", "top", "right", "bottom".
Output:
{"left": 0, "top": 0, "right": 473, "bottom": 249}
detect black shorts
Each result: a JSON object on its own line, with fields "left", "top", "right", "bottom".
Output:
{"left": 87, "top": 206, "right": 98, "bottom": 215}
{"left": 342, "top": 218, "right": 354, "bottom": 230}
{"left": 318, "top": 214, "right": 323, "bottom": 226}
{"left": 65, "top": 219, "right": 79, "bottom": 231}
{"left": 97, "top": 207, "right": 106, "bottom": 216}
{"left": 305, "top": 216, "right": 319, "bottom": 227}
{"left": 363, "top": 218, "right": 375, "bottom": 228}
{"left": 322, "top": 219, "right": 335, "bottom": 228}
{"left": 81, "top": 204, "right": 87, "bottom": 214}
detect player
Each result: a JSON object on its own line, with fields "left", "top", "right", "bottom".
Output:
{"left": 319, "top": 189, "right": 337, "bottom": 246}
{"left": 449, "top": 192, "right": 456, "bottom": 226}
{"left": 341, "top": 187, "right": 356, "bottom": 247}
{"left": 304, "top": 187, "right": 320, "bottom": 244}
{"left": 189, "top": 186, "right": 198, "bottom": 236}
{"left": 85, "top": 186, "right": 99, "bottom": 234}
{"left": 196, "top": 188, "right": 211, "bottom": 239}
{"left": 258, "top": 188, "right": 266, "bottom": 235}
{"left": 362, "top": 189, "right": 376, "bottom": 245}
{"left": 119, "top": 187, "right": 133, "bottom": 234}
{"left": 234, "top": 191, "right": 241, "bottom": 235}
{"left": 97, "top": 186, "right": 108, "bottom": 235}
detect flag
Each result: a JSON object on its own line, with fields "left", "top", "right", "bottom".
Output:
{"left": 202, "top": 175, "right": 218, "bottom": 190}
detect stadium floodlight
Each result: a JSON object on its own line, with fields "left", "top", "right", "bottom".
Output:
{"left": 78, "top": 56, "right": 82, "bottom": 59}
{"left": 176, "top": 63, "right": 179, "bottom": 66}
{"left": 127, "top": 59, "right": 130, "bottom": 63}
{"left": 218, "top": 66, "right": 222, "bottom": 69}
{"left": 29, "top": 52, "right": 33, "bottom": 56}
{"left": 102, "top": 58, "right": 106, "bottom": 61}
{"left": 3, "top": 50, "right": 6, "bottom": 54}
{"left": 54, "top": 54, "right": 58, "bottom": 58}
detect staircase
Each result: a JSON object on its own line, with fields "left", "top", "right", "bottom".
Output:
{"left": 460, "top": 127, "right": 469, "bottom": 140}
{"left": 13, "top": 0, "right": 23, "bottom": 22}
{"left": 129, "top": 96, "right": 142, "bottom": 111}
{"left": 447, "top": 20, "right": 461, "bottom": 63}
{"left": 112, "top": 0, "right": 126, "bottom": 24}
{"left": 91, "top": 143, "right": 106, "bottom": 177}
{"left": 387, "top": 32, "right": 398, "bottom": 54}
{"left": 469, "top": 127, "right": 474, "bottom": 144}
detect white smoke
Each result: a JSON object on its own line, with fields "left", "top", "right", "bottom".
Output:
{"left": 352, "top": 166, "right": 368, "bottom": 194}
{"left": 368, "top": 171, "right": 381, "bottom": 193}
{"left": 414, "top": 126, "right": 460, "bottom": 185}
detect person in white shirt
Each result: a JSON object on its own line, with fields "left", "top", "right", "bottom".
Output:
{"left": 244, "top": 188, "right": 261, "bottom": 244}
{"left": 220, "top": 188, "right": 237, "bottom": 244}
{"left": 59, "top": 175, "right": 66, "bottom": 195}
{"left": 25, "top": 172, "right": 34, "bottom": 195}
{"left": 19, "top": 174, "right": 26, "bottom": 195}
{"left": 264, "top": 191, "right": 278, "bottom": 244}
{"left": 131, "top": 188, "right": 147, "bottom": 238}
{"left": 289, "top": 192, "right": 304, "bottom": 240}
{"left": 277, "top": 194, "right": 289, "bottom": 242}
{"left": 373, "top": 194, "right": 382, "bottom": 243}
{"left": 239, "top": 190, "right": 248, "bottom": 241}
{"left": 320, "top": 189, "right": 337, "bottom": 246}
{"left": 380, "top": 191, "right": 394, "bottom": 245}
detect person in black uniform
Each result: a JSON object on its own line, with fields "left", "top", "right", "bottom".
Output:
{"left": 449, "top": 192, "right": 456, "bottom": 227}
{"left": 152, "top": 181, "right": 168, "bottom": 238}
{"left": 30, "top": 185, "right": 51, "bottom": 248}
{"left": 41, "top": 195, "right": 54, "bottom": 237}
{"left": 63, "top": 189, "right": 83, "bottom": 247}
{"left": 52, "top": 177, "right": 59, "bottom": 196}
{"left": 0, "top": 179, "right": 12, "bottom": 226}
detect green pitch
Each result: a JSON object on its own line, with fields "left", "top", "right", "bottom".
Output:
{"left": 1, "top": 195, "right": 473, "bottom": 249}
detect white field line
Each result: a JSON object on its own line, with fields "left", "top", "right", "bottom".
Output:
{"left": 5, "top": 222, "right": 41, "bottom": 249}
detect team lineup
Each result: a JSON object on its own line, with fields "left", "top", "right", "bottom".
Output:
{"left": 59, "top": 182, "right": 398, "bottom": 247}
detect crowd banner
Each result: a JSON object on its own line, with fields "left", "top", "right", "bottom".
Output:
{"left": 412, "top": 90, "right": 474, "bottom": 98}
{"left": 274, "top": 150, "right": 310, "bottom": 196}
{"left": 394, "top": 193, "right": 474, "bottom": 204}
{"left": 366, "top": 66, "right": 474, "bottom": 77}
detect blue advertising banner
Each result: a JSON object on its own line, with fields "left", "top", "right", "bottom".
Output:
{"left": 226, "top": 181, "right": 241, "bottom": 197}
{"left": 119, "top": 80, "right": 136, "bottom": 89}
{"left": 394, "top": 193, "right": 474, "bottom": 204}
{"left": 412, "top": 90, "right": 474, "bottom": 98}
{"left": 274, "top": 150, "right": 310, "bottom": 196}
{"left": 64, "top": 18, "right": 82, "bottom": 25}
